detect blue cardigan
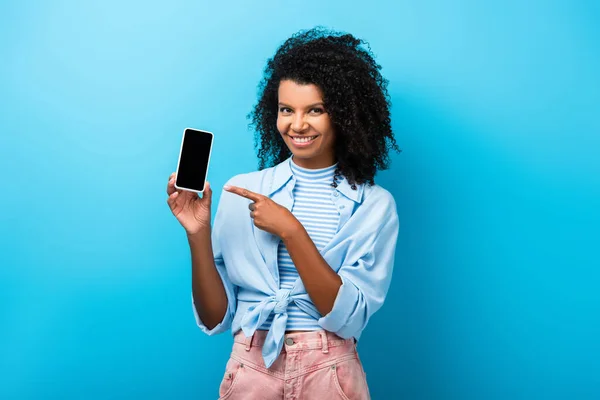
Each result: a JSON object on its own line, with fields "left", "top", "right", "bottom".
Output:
{"left": 193, "top": 156, "right": 400, "bottom": 368}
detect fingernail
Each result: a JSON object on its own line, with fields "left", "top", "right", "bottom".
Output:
{"left": 224, "top": 185, "right": 231, "bottom": 190}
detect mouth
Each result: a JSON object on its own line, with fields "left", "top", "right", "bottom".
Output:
{"left": 287, "top": 134, "right": 319, "bottom": 147}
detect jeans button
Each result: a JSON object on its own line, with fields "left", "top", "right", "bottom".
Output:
{"left": 285, "top": 338, "right": 294, "bottom": 345}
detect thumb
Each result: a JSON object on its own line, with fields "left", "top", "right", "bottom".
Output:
{"left": 202, "top": 181, "right": 212, "bottom": 206}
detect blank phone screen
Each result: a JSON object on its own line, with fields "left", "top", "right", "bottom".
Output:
{"left": 176, "top": 129, "right": 213, "bottom": 192}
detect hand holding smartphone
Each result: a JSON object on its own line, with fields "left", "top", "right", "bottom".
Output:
{"left": 166, "top": 128, "right": 214, "bottom": 234}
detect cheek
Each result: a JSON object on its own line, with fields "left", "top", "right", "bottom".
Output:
{"left": 319, "top": 119, "right": 335, "bottom": 143}
{"left": 276, "top": 116, "right": 287, "bottom": 134}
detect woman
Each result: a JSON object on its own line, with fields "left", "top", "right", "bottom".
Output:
{"left": 166, "top": 27, "right": 400, "bottom": 400}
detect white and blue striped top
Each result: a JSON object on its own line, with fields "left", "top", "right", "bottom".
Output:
{"left": 258, "top": 159, "right": 340, "bottom": 331}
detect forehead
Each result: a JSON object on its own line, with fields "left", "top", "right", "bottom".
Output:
{"left": 278, "top": 79, "right": 324, "bottom": 104}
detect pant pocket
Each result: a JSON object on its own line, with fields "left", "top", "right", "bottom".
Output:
{"left": 218, "top": 358, "right": 244, "bottom": 399}
{"left": 331, "top": 358, "right": 371, "bottom": 400}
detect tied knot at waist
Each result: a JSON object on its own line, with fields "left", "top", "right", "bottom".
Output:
{"left": 273, "top": 289, "right": 291, "bottom": 314}
{"left": 239, "top": 288, "right": 294, "bottom": 332}
{"left": 239, "top": 288, "right": 318, "bottom": 368}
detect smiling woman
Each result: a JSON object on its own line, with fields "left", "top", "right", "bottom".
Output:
{"left": 276, "top": 80, "right": 336, "bottom": 169}
{"left": 166, "top": 26, "right": 400, "bottom": 399}
{"left": 249, "top": 26, "right": 400, "bottom": 189}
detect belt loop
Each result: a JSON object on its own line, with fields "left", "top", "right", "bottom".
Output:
{"left": 319, "top": 330, "right": 329, "bottom": 353}
{"left": 245, "top": 334, "right": 253, "bottom": 351}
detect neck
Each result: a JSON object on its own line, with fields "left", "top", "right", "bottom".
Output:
{"left": 291, "top": 155, "right": 336, "bottom": 170}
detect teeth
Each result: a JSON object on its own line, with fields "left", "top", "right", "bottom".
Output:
{"left": 292, "top": 136, "right": 317, "bottom": 143}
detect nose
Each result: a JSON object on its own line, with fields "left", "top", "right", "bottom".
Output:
{"left": 291, "top": 113, "right": 308, "bottom": 132}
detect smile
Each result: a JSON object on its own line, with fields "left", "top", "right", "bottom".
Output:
{"left": 288, "top": 134, "right": 319, "bottom": 145}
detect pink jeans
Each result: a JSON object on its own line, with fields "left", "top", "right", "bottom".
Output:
{"left": 217, "top": 329, "right": 371, "bottom": 400}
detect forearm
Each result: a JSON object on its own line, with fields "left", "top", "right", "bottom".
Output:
{"left": 281, "top": 225, "right": 342, "bottom": 316}
{"left": 188, "top": 228, "right": 228, "bottom": 330}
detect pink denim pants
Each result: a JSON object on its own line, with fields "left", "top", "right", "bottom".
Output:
{"left": 217, "top": 329, "right": 371, "bottom": 399}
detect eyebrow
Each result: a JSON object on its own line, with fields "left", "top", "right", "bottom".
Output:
{"left": 278, "top": 102, "right": 325, "bottom": 108}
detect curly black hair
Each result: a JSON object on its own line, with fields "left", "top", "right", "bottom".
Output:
{"left": 247, "top": 26, "right": 400, "bottom": 189}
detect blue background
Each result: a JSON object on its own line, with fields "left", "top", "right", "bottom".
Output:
{"left": 1, "top": 1, "right": 599, "bottom": 399}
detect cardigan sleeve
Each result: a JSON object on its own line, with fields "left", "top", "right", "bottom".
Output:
{"left": 318, "top": 194, "right": 399, "bottom": 338}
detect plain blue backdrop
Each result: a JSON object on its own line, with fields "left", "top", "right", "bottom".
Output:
{"left": 1, "top": 1, "right": 599, "bottom": 399}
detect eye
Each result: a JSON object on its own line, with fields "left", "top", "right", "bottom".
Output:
{"left": 279, "top": 107, "right": 292, "bottom": 114}
{"left": 310, "top": 108, "right": 325, "bottom": 114}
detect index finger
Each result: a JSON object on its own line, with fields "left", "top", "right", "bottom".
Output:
{"left": 224, "top": 185, "right": 263, "bottom": 202}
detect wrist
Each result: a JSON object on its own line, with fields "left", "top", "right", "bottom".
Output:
{"left": 280, "top": 220, "right": 304, "bottom": 242}
{"left": 187, "top": 225, "right": 211, "bottom": 241}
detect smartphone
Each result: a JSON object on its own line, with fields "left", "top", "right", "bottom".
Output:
{"left": 174, "top": 128, "right": 214, "bottom": 193}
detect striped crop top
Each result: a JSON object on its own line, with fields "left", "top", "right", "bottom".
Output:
{"left": 258, "top": 159, "right": 340, "bottom": 331}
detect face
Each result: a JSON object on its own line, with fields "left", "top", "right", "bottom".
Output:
{"left": 276, "top": 79, "right": 336, "bottom": 169}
